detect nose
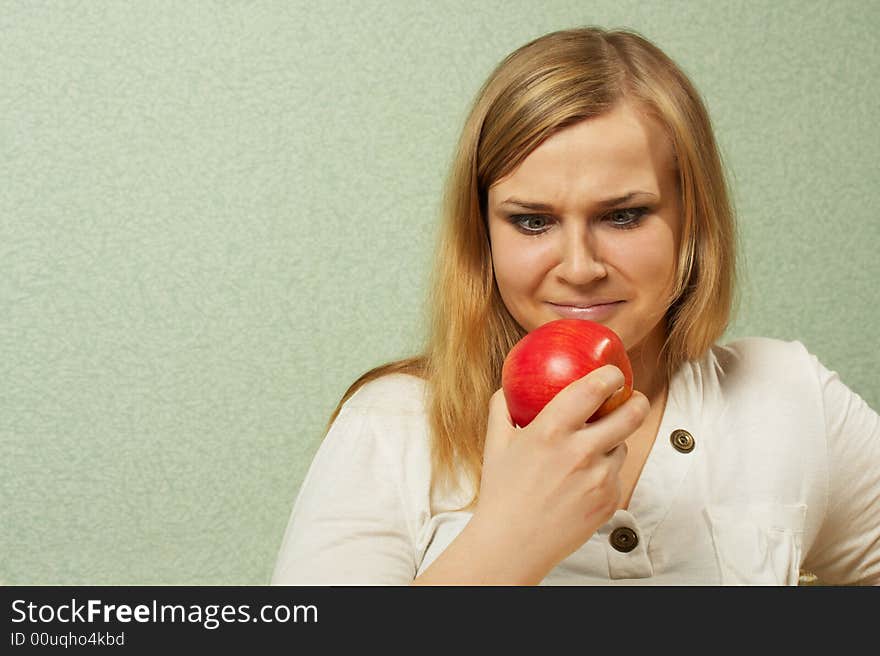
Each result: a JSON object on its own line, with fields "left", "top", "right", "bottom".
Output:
{"left": 555, "top": 230, "right": 607, "bottom": 285}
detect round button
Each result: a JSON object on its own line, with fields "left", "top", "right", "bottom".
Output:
{"left": 670, "top": 429, "right": 695, "bottom": 453}
{"left": 610, "top": 526, "right": 638, "bottom": 553}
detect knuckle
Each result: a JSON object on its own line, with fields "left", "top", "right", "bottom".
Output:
{"left": 622, "top": 405, "right": 641, "bottom": 431}
{"left": 584, "top": 374, "right": 613, "bottom": 400}
{"left": 578, "top": 434, "right": 602, "bottom": 461}
{"left": 544, "top": 422, "right": 568, "bottom": 443}
{"left": 528, "top": 419, "right": 555, "bottom": 444}
{"left": 606, "top": 443, "right": 627, "bottom": 466}
{"left": 623, "top": 395, "right": 649, "bottom": 429}
{"left": 602, "top": 365, "right": 625, "bottom": 388}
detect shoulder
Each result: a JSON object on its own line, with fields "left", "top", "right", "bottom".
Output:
{"left": 325, "top": 373, "right": 431, "bottom": 457}
{"left": 318, "top": 372, "right": 432, "bottom": 480}
{"left": 706, "top": 336, "right": 816, "bottom": 384}
{"left": 711, "top": 335, "right": 811, "bottom": 366}
{"left": 342, "top": 372, "right": 429, "bottom": 416}
{"left": 686, "top": 336, "right": 826, "bottom": 416}
{"left": 679, "top": 335, "right": 822, "bottom": 407}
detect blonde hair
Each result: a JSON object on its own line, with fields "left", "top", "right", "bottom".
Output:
{"left": 325, "top": 26, "right": 738, "bottom": 507}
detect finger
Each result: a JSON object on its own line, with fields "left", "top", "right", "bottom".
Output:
{"left": 573, "top": 391, "right": 650, "bottom": 455}
{"left": 605, "top": 440, "right": 628, "bottom": 464}
{"left": 605, "top": 442, "right": 629, "bottom": 466}
{"left": 483, "top": 388, "right": 514, "bottom": 457}
{"left": 530, "top": 364, "right": 626, "bottom": 437}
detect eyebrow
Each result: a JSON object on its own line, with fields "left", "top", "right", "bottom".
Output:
{"left": 500, "top": 191, "right": 658, "bottom": 211}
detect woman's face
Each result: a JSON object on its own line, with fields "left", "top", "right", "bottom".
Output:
{"left": 486, "top": 101, "right": 682, "bottom": 365}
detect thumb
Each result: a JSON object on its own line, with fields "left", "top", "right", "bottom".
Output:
{"left": 484, "top": 388, "right": 515, "bottom": 457}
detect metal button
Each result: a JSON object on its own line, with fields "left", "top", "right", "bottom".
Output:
{"left": 670, "top": 429, "right": 695, "bottom": 453}
{"left": 610, "top": 526, "right": 638, "bottom": 553}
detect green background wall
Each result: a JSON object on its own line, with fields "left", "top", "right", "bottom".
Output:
{"left": 2, "top": 0, "right": 878, "bottom": 585}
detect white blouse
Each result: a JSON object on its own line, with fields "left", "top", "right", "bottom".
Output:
{"left": 271, "top": 337, "right": 880, "bottom": 585}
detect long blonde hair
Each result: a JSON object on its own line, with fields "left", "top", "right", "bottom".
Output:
{"left": 325, "top": 26, "right": 738, "bottom": 507}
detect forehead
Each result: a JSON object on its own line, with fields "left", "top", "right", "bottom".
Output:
{"left": 488, "top": 101, "right": 677, "bottom": 202}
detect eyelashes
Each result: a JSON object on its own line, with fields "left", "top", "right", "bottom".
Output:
{"left": 605, "top": 207, "right": 648, "bottom": 228}
{"left": 507, "top": 207, "right": 648, "bottom": 235}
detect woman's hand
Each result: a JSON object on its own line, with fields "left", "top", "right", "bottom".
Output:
{"left": 469, "top": 364, "right": 650, "bottom": 583}
{"left": 411, "top": 364, "right": 649, "bottom": 585}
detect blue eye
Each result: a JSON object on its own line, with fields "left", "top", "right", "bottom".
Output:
{"left": 606, "top": 207, "right": 647, "bottom": 228}
{"left": 507, "top": 207, "right": 647, "bottom": 234}
{"left": 509, "top": 214, "right": 551, "bottom": 234}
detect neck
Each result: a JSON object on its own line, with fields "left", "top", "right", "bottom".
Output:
{"left": 627, "top": 326, "right": 668, "bottom": 404}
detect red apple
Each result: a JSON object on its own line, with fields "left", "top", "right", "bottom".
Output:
{"left": 501, "top": 319, "right": 633, "bottom": 428}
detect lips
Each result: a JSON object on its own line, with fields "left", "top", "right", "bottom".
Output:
{"left": 547, "top": 301, "right": 623, "bottom": 320}
{"left": 551, "top": 299, "right": 620, "bottom": 308}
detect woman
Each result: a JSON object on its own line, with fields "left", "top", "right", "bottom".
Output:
{"left": 271, "top": 27, "right": 880, "bottom": 585}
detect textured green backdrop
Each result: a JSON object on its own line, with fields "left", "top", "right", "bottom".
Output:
{"left": 2, "top": 0, "right": 878, "bottom": 585}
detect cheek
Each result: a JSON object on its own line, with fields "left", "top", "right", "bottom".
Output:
{"left": 490, "top": 230, "right": 547, "bottom": 293}
{"left": 614, "top": 231, "right": 677, "bottom": 289}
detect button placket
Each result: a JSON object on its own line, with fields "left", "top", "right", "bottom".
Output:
{"left": 608, "top": 363, "right": 701, "bottom": 578}
{"left": 603, "top": 510, "right": 653, "bottom": 579}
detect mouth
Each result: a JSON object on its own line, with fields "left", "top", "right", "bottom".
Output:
{"left": 546, "top": 301, "right": 623, "bottom": 321}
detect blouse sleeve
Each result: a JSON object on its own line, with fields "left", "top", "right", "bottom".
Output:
{"left": 270, "top": 403, "right": 419, "bottom": 585}
{"left": 803, "top": 354, "right": 880, "bottom": 585}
